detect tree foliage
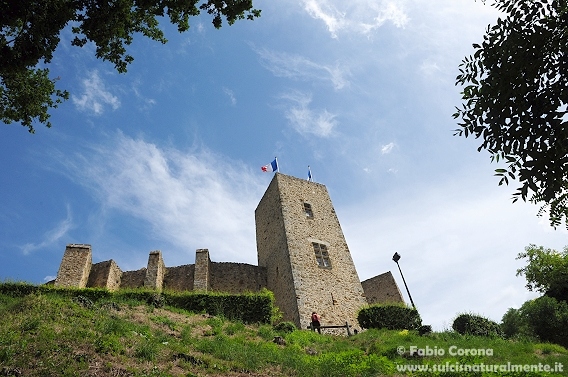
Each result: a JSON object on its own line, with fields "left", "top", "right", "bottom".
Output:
{"left": 0, "top": 0, "right": 260, "bottom": 132}
{"left": 517, "top": 244, "right": 568, "bottom": 302}
{"left": 453, "top": 0, "right": 568, "bottom": 228}
{"left": 502, "top": 296, "right": 568, "bottom": 347}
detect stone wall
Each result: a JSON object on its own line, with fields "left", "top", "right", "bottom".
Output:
{"left": 256, "top": 174, "right": 368, "bottom": 330}
{"left": 209, "top": 262, "right": 267, "bottom": 293}
{"left": 193, "top": 249, "right": 210, "bottom": 292}
{"left": 120, "top": 268, "right": 146, "bottom": 289}
{"left": 87, "top": 260, "right": 122, "bottom": 291}
{"left": 53, "top": 173, "right": 403, "bottom": 329}
{"left": 54, "top": 244, "right": 92, "bottom": 288}
{"left": 256, "top": 175, "right": 301, "bottom": 325}
{"left": 361, "top": 271, "right": 404, "bottom": 304}
{"left": 144, "top": 250, "right": 166, "bottom": 290}
{"left": 163, "top": 265, "right": 195, "bottom": 291}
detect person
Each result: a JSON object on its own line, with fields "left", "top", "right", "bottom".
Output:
{"left": 311, "top": 311, "right": 321, "bottom": 334}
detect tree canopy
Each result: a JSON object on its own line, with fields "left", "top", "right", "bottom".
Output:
{"left": 0, "top": 0, "right": 260, "bottom": 132}
{"left": 453, "top": 0, "right": 568, "bottom": 228}
{"left": 517, "top": 244, "right": 568, "bottom": 302}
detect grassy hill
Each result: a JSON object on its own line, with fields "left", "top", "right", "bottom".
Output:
{"left": 0, "top": 286, "right": 566, "bottom": 376}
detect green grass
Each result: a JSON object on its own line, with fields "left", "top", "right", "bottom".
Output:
{"left": 0, "top": 287, "right": 566, "bottom": 376}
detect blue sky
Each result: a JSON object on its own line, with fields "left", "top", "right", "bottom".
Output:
{"left": 1, "top": 0, "right": 566, "bottom": 331}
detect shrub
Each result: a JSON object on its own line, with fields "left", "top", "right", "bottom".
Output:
{"left": 273, "top": 321, "right": 296, "bottom": 334}
{"left": 500, "top": 308, "right": 532, "bottom": 340}
{"left": 452, "top": 313, "right": 502, "bottom": 337}
{"left": 357, "top": 304, "right": 421, "bottom": 330}
{"left": 521, "top": 296, "right": 568, "bottom": 348}
{"left": 164, "top": 289, "right": 275, "bottom": 324}
{"left": 417, "top": 325, "right": 432, "bottom": 336}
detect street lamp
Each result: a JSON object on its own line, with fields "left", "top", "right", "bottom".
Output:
{"left": 392, "top": 252, "right": 416, "bottom": 309}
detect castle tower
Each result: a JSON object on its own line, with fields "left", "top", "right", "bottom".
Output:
{"left": 256, "top": 173, "right": 367, "bottom": 329}
{"left": 54, "top": 244, "right": 93, "bottom": 288}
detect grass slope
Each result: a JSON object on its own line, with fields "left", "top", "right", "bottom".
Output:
{"left": 0, "top": 290, "right": 566, "bottom": 376}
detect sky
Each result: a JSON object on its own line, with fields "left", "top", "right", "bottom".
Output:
{"left": 1, "top": 0, "right": 566, "bottom": 331}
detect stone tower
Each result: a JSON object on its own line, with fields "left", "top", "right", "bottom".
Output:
{"left": 256, "top": 173, "right": 367, "bottom": 329}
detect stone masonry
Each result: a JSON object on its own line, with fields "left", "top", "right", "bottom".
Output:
{"left": 53, "top": 173, "right": 403, "bottom": 331}
{"left": 144, "top": 250, "right": 166, "bottom": 290}
{"left": 193, "top": 249, "right": 210, "bottom": 291}
{"left": 256, "top": 174, "right": 369, "bottom": 330}
{"left": 361, "top": 271, "right": 404, "bottom": 305}
{"left": 55, "top": 244, "right": 93, "bottom": 288}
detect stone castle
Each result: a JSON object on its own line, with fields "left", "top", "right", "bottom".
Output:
{"left": 54, "top": 173, "right": 403, "bottom": 329}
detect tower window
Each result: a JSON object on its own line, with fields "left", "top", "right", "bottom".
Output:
{"left": 304, "top": 202, "right": 314, "bottom": 218}
{"left": 313, "top": 242, "right": 331, "bottom": 268}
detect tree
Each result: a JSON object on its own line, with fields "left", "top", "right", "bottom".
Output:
{"left": 453, "top": 0, "right": 568, "bottom": 228}
{"left": 518, "top": 296, "right": 568, "bottom": 347}
{"left": 0, "top": 0, "right": 261, "bottom": 132}
{"left": 516, "top": 244, "right": 568, "bottom": 302}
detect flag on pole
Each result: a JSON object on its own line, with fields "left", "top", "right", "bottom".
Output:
{"left": 307, "top": 166, "right": 313, "bottom": 182}
{"left": 261, "top": 158, "right": 278, "bottom": 172}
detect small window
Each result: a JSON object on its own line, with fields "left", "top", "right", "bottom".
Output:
{"left": 304, "top": 202, "right": 314, "bottom": 218}
{"left": 313, "top": 242, "right": 331, "bottom": 268}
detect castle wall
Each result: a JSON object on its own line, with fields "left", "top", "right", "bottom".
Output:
{"left": 87, "top": 260, "right": 122, "bottom": 291}
{"left": 209, "top": 262, "right": 267, "bottom": 293}
{"left": 52, "top": 173, "right": 403, "bottom": 331}
{"left": 163, "top": 265, "right": 195, "bottom": 291}
{"left": 120, "top": 268, "right": 146, "bottom": 289}
{"left": 55, "top": 244, "right": 92, "bottom": 288}
{"left": 361, "top": 271, "right": 404, "bottom": 305}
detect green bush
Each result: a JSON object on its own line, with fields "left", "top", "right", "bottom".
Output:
{"left": 164, "top": 289, "right": 275, "bottom": 324}
{"left": 273, "top": 321, "right": 296, "bottom": 334}
{"left": 521, "top": 296, "right": 568, "bottom": 347}
{"left": 501, "top": 308, "right": 532, "bottom": 340}
{"left": 357, "top": 304, "right": 421, "bottom": 330}
{"left": 452, "top": 313, "right": 503, "bottom": 337}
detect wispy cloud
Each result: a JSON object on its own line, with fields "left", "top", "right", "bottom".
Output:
{"left": 280, "top": 91, "right": 337, "bottom": 138}
{"left": 303, "top": 0, "right": 346, "bottom": 38}
{"left": 256, "top": 47, "right": 349, "bottom": 90}
{"left": 132, "top": 79, "right": 157, "bottom": 110}
{"left": 381, "top": 142, "right": 395, "bottom": 154}
{"left": 72, "top": 70, "right": 120, "bottom": 114}
{"left": 58, "top": 133, "right": 265, "bottom": 264}
{"left": 301, "top": 0, "right": 409, "bottom": 38}
{"left": 223, "top": 87, "right": 237, "bottom": 105}
{"left": 21, "top": 205, "right": 74, "bottom": 255}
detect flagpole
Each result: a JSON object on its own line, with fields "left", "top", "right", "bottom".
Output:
{"left": 275, "top": 157, "right": 279, "bottom": 172}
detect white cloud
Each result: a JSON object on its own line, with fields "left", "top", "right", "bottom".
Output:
{"left": 374, "top": 2, "right": 409, "bottom": 28}
{"left": 256, "top": 47, "right": 349, "bottom": 90}
{"left": 223, "top": 87, "right": 237, "bottom": 105}
{"left": 301, "top": 0, "right": 409, "bottom": 37}
{"left": 341, "top": 172, "right": 568, "bottom": 331}
{"left": 72, "top": 70, "right": 120, "bottom": 114}
{"left": 21, "top": 205, "right": 74, "bottom": 255}
{"left": 280, "top": 91, "right": 337, "bottom": 137}
{"left": 381, "top": 142, "right": 395, "bottom": 154}
{"left": 302, "top": 0, "right": 346, "bottom": 38}
{"left": 59, "top": 133, "right": 265, "bottom": 264}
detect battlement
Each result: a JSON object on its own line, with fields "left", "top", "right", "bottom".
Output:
{"left": 55, "top": 246, "right": 267, "bottom": 294}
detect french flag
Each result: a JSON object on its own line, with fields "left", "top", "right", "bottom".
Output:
{"left": 261, "top": 158, "right": 278, "bottom": 172}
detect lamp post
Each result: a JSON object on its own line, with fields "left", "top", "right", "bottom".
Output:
{"left": 392, "top": 252, "right": 416, "bottom": 309}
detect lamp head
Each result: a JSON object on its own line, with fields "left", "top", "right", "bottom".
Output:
{"left": 392, "top": 252, "right": 401, "bottom": 263}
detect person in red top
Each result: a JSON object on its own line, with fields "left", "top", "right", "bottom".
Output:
{"left": 311, "top": 311, "right": 321, "bottom": 334}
